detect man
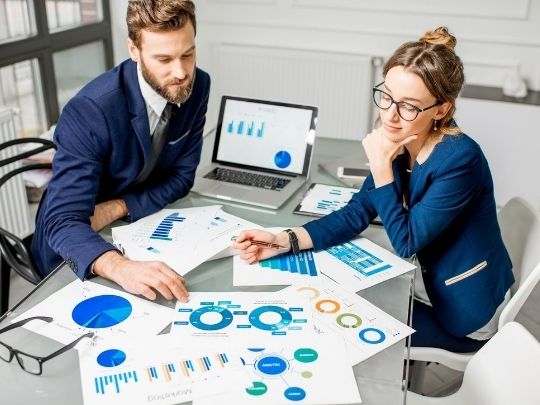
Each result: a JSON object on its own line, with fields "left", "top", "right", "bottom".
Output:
{"left": 32, "top": 0, "right": 209, "bottom": 302}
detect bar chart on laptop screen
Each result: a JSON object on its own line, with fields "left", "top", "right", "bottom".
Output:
{"left": 217, "top": 99, "right": 313, "bottom": 173}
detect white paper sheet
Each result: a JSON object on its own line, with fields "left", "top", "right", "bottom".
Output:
{"left": 78, "top": 335, "right": 249, "bottom": 405}
{"left": 193, "top": 335, "right": 362, "bottom": 405}
{"left": 295, "top": 183, "right": 358, "bottom": 216}
{"left": 14, "top": 280, "right": 173, "bottom": 346}
{"left": 280, "top": 279, "right": 414, "bottom": 366}
{"left": 112, "top": 206, "right": 261, "bottom": 276}
{"left": 315, "top": 236, "right": 416, "bottom": 292}
{"left": 171, "top": 292, "right": 314, "bottom": 343}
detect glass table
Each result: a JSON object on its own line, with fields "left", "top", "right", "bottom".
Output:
{"left": 0, "top": 137, "right": 414, "bottom": 405}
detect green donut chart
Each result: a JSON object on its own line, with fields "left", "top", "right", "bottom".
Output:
{"left": 336, "top": 313, "right": 362, "bottom": 328}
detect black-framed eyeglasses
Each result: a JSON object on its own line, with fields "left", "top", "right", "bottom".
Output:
{"left": 372, "top": 81, "right": 442, "bottom": 121}
{"left": 0, "top": 316, "right": 94, "bottom": 375}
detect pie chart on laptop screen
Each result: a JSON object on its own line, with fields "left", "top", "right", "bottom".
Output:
{"left": 274, "top": 150, "right": 291, "bottom": 169}
{"left": 71, "top": 295, "right": 133, "bottom": 328}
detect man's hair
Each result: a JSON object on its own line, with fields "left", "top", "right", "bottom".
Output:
{"left": 127, "top": 0, "right": 196, "bottom": 48}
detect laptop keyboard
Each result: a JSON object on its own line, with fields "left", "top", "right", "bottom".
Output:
{"left": 204, "top": 167, "right": 291, "bottom": 191}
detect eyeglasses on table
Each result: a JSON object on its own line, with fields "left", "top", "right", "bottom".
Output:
{"left": 0, "top": 316, "right": 94, "bottom": 375}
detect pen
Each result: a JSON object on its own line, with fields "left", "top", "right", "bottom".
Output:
{"left": 231, "top": 236, "right": 288, "bottom": 250}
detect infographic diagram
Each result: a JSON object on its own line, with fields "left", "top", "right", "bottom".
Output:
{"left": 194, "top": 337, "right": 361, "bottom": 405}
{"left": 172, "top": 292, "right": 312, "bottom": 342}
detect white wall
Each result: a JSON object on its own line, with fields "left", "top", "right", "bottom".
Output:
{"left": 111, "top": 0, "right": 540, "bottom": 89}
{"left": 455, "top": 98, "right": 540, "bottom": 208}
{"left": 108, "top": 0, "right": 540, "bottom": 207}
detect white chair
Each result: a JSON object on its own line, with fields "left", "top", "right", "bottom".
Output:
{"left": 407, "top": 322, "right": 540, "bottom": 405}
{"left": 408, "top": 197, "right": 540, "bottom": 373}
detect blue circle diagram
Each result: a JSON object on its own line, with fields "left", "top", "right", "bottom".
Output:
{"left": 249, "top": 305, "right": 293, "bottom": 331}
{"left": 284, "top": 386, "right": 306, "bottom": 401}
{"left": 255, "top": 354, "right": 289, "bottom": 376}
{"left": 274, "top": 150, "right": 292, "bottom": 169}
{"left": 189, "top": 305, "right": 234, "bottom": 331}
{"left": 359, "top": 327, "right": 386, "bottom": 344}
{"left": 97, "top": 349, "right": 127, "bottom": 367}
{"left": 72, "top": 295, "right": 132, "bottom": 328}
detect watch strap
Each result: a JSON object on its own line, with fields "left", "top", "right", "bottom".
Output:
{"left": 284, "top": 228, "right": 300, "bottom": 255}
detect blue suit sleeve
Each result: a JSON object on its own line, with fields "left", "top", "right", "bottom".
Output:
{"left": 43, "top": 97, "right": 119, "bottom": 279}
{"left": 368, "top": 149, "right": 484, "bottom": 258}
{"left": 122, "top": 78, "right": 210, "bottom": 221}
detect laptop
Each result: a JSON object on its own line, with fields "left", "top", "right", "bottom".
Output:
{"left": 192, "top": 95, "right": 318, "bottom": 209}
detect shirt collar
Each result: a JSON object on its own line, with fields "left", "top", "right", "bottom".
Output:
{"left": 137, "top": 62, "right": 168, "bottom": 118}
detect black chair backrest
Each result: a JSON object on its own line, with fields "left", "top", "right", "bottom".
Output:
{"left": 0, "top": 137, "right": 56, "bottom": 286}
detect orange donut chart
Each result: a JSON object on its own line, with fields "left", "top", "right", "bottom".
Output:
{"left": 315, "top": 299, "right": 341, "bottom": 314}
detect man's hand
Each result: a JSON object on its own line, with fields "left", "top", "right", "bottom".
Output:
{"left": 93, "top": 251, "right": 189, "bottom": 302}
{"left": 90, "top": 199, "right": 129, "bottom": 232}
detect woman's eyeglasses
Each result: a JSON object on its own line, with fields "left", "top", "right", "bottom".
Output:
{"left": 372, "top": 82, "right": 441, "bottom": 121}
{"left": 0, "top": 316, "right": 94, "bottom": 375}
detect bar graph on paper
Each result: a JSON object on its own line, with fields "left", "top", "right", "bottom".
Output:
{"left": 233, "top": 250, "right": 323, "bottom": 286}
{"left": 260, "top": 251, "right": 318, "bottom": 277}
{"left": 326, "top": 242, "right": 392, "bottom": 276}
{"left": 149, "top": 213, "right": 186, "bottom": 241}
{"left": 314, "top": 237, "right": 416, "bottom": 292}
{"left": 92, "top": 352, "right": 230, "bottom": 396}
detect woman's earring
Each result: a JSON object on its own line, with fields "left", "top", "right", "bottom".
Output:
{"left": 433, "top": 120, "right": 438, "bottom": 131}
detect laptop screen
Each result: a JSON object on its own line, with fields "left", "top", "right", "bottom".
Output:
{"left": 212, "top": 96, "right": 318, "bottom": 176}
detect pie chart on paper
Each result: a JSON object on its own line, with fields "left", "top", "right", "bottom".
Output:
{"left": 97, "top": 349, "right": 127, "bottom": 367}
{"left": 71, "top": 295, "right": 133, "bottom": 328}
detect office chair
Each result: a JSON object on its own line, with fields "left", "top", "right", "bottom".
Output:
{"left": 408, "top": 197, "right": 540, "bottom": 388}
{"left": 407, "top": 321, "right": 540, "bottom": 405}
{"left": 0, "top": 137, "right": 56, "bottom": 314}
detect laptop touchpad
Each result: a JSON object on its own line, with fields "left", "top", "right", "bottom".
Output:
{"left": 213, "top": 184, "right": 250, "bottom": 198}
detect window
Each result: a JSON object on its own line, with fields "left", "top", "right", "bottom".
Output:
{"left": 46, "top": 0, "right": 102, "bottom": 33}
{"left": 0, "top": 59, "right": 47, "bottom": 137}
{"left": 0, "top": 0, "right": 112, "bottom": 138}
{"left": 0, "top": 0, "right": 36, "bottom": 43}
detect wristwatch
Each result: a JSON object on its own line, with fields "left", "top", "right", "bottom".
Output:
{"left": 284, "top": 228, "right": 300, "bottom": 255}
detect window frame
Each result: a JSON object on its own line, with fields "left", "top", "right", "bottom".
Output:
{"left": 0, "top": 0, "right": 114, "bottom": 126}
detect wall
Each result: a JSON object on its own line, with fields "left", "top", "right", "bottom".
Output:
{"left": 109, "top": 0, "right": 540, "bottom": 207}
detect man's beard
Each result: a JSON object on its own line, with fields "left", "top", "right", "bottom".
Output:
{"left": 140, "top": 58, "right": 196, "bottom": 104}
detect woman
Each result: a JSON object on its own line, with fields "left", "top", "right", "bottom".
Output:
{"left": 233, "top": 27, "right": 513, "bottom": 352}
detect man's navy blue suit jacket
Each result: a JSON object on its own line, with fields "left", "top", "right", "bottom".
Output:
{"left": 32, "top": 59, "right": 211, "bottom": 279}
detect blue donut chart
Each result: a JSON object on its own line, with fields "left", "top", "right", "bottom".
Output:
{"left": 274, "top": 150, "right": 292, "bottom": 169}
{"left": 358, "top": 327, "right": 386, "bottom": 344}
{"left": 249, "top": 305, "right": 293, "bottom": 331}
{"left": 189, "top": 305, "right": 234, "bottom": 331}
{"left": 72, "top": 295, "right": 132, "bottom": 329}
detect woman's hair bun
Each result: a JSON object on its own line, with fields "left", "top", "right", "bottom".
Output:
{"left": 420, "top": 26, "right": 457, "bottom": 50}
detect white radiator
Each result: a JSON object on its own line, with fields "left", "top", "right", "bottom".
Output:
{"left": 213, "top": 44, "right": 375, "bottom": 140}
{"left": 0, "top": 107, "right": 33, "bottom": 238}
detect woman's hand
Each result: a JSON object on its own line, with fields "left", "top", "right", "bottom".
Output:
{"left": 362, "top": 128, "right": 417, "bottom": 187}
{"left": 232, "top": 229, "right": 289, "bottom": 264}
